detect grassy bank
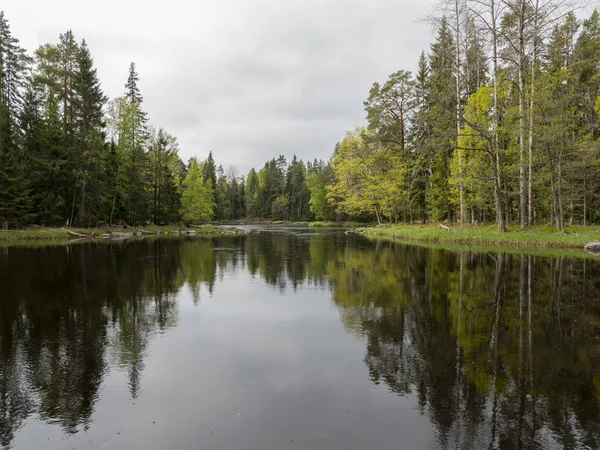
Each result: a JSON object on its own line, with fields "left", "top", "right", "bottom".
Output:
{"left": 211, "top": 219, "right": 374, "bottom": 228}
{"left": 0, "top": 224, "right": 247, "bottom": 246}
{"left": 358, "top": 224, "right": 600, "bottom": 249}
{"left": 309, "top": 221, "right": 373, "bottom": 228}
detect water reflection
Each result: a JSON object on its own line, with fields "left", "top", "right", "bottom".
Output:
{"left": 0, "top": 233, "right": 599, "bottom": 449}
{"left": 331, "top": 244, "right": 600, "bottom": 449}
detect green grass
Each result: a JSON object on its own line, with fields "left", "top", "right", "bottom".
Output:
{"left": 309, "top": 221, "right": 374, "bottom": 228}
{"left": 358, "top": 223, "right": 600, "bottom": 250}
{"left": 0, "top": 224, "right": 247, "bottom": 247}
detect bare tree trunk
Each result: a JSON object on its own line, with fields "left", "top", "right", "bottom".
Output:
{"left": 70, "top": 183, "right": 77, "bottom": 227}
{"left": 110, "top": 191, "right": 117, "bottom": 225}
{"left": 557, "top": 144, "right": 564, "bottom": 231}
{"left": 455, "top": 0, "right": 466, "bottom": 226}
{"left": 583, "top": 175, "right": 587, "bottom": 226}
{"left": 550, "top": 170, "right": 556, "bottom": 227}
{"left": 518, "top": 0, "right": 528, "bottom": 229}
{"left": 80, "top": 181, "right": 86, "bottom": 224}
{"left": 527, "top": 0, "right": 539, "bottom": 226}
{"left": 490, "top": 142, "right": 506, "bottom": 231}
{"left": 490, "top": 0, "right": 505, "bottom": 232}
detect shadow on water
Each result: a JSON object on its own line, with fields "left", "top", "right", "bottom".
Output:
{"left": 0, "top": 231, "right": 599, "bottom": 449}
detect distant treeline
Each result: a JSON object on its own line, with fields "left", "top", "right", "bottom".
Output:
{"left": 1, "top": 3, "right": 600, "bottom": 230}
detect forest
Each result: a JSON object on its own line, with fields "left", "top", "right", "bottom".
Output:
{"left": 0, "top": 2, "right": 599, "bottom": 231}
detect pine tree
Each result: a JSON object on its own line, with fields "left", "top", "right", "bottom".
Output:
{"left": 364, "top": 70, "right": 415, "bottom": 151}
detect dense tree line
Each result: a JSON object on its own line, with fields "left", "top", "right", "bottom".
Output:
{"left": 218, "top": 2, "right": 600, "bottom": 229}
{"left": 0, "top": 10, "right": 339, "bottom": 227}
{"left": 331, "top": 4, "right": 600, "bottom": 230}
{"left": 0, "top": 13, "right": 207, "bottom": 228}
{"left": 1, "top": 4, "right": 599, "bottom": 230}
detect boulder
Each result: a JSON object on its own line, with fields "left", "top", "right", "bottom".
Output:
{"left": 186, "top": 230, "right": 197, "bottom": 235}
{"left": 171, "top": 230, "right": 181, "bottom": 235}
{"left": 584, "top": 241, "right": 600, "bottom": 256}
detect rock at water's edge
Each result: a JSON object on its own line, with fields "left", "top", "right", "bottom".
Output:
{"left": 584, "top": 241, "right": 600, "bottom": 255}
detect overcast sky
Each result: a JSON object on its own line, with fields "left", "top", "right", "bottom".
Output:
{"left": 4, "top": 0, "right": 436, "bottom": 172}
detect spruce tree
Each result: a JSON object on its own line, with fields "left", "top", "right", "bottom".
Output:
{"left": 0, "top": 11, "right": 33, "bottom": 227}
{"left": 124, "top": 61, "right": 148, "bottom": 127}
{"left": 73, "top": 39, "right": 108, "bottom": 225}
{"left": 202, "top": 151, "right": 217, "bottom": 210}
{"left": 426, "top": 18, "right": 457, "bottom": 222}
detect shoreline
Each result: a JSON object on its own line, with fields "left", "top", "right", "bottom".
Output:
{"left": 0, "top": 225, "right": 251, "bottom": 247}
{"left": 2, "top": 223, "right": 599, "bottom": 256}
{"left": 357, "top": 224, "right": 600, "bottom": 252}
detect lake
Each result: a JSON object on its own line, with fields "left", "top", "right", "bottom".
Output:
{"left": 1, "top": 227, "right": 600, "bottom": 450}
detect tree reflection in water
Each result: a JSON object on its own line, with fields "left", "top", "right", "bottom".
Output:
{"left": 0, "top": 233, "right": 599, "bottom": 449}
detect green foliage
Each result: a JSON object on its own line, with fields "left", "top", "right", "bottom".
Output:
{"left": 328, "top": 128, "right": 407, "bottom": 223}
{"left": 306, "top": 160, "right": 335, "bottom": 221}
{"left": 2, "top": 7, "right": 600, "bottom": 229}
{"left": 147, "top": 127, "right": 182, "bottom": 224}
{"left": 180, "top": 157, "right": 215, "bottom": 224}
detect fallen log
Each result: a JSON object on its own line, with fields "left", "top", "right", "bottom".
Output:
{"left": 61, "top": 228, "right": 90, "bottom": 238}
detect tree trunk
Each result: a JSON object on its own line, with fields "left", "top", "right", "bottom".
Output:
{"left": 583, "top": 175, "right": 587, "bottom": 226}
{"left": 70, "top": 183, "right": 77, "bottom": 227}
{"left": 490, "top": 143, "right": 506, "bottom": 232}
{"left": 455, "top": 0, "right": 465, "bottom": 226}
{"left": 550, "top": 170, "right": 556, "bottom": 228}
{"left": 557, "top": 144, "right": 564, "bottom": 231}
{"left": 110, "top": 190, "right": 117, "bottom": 225}
{"left": 518, "top": 0, "right": 528, "bottom": 229}
{"left": 527, "top": 0, "right": 539, "bottom": 226}
{"left": 79, "top": 180, "right": 86, "bottom": 224}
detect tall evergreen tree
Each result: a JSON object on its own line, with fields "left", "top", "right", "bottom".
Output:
{"left": 426, "top": 18, "right": 457, "bottom": 222}
{"left": 124, "top": 61, "right": 148, "bottom": 128}
{"left": 72, "top": 39, "right": 108, "bottom": 225}
{"left": 0, "top": 11, "right": 32, "bottom": 227}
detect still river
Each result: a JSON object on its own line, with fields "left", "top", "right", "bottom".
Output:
{"left": 1, "top": 226, "right": 600, "bottom": 449}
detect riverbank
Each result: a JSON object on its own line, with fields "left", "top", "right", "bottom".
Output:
{"left": 0, "top": 224, "right": 249, "bottom": 246}
{"left": 308, "top": 221, "right": 370, "bottom": 228}
{"left": 358, "top": 224, "right": 600, "bottom": 250}
{"left": 212, "top": 219, "right": 372, "bottom": 228}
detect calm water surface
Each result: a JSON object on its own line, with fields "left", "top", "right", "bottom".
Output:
{"left": 1, "top": 227, "right": 600, "bottom": 450}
